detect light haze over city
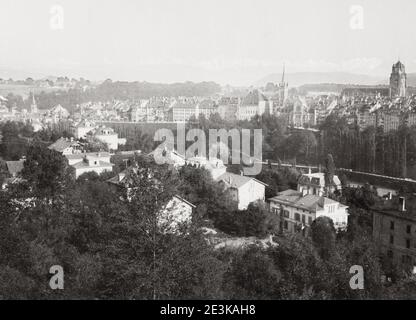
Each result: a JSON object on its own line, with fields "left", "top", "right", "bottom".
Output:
{"left": 1, "top": 0, "right": 415, "bottom": 85}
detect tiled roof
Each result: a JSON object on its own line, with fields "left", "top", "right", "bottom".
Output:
{"left": 6, "top": 160, "right": 25, "bottom": 176}
{"left": 241, "top": 90, "right": 260, "bottom": 106}
{"left": 268, "top": 190, "right": 339, "bottom": 212}
{"left": 216, "top": 172, "right": 266, "bottom": 189}
{"left": 72, "top": 160, "right": 113, "bottom": 169}
{"left": 65, "top": 152, "right": 111, "bottom": 160}
{"left": 48, "top": 138, "right": 79, "bottom": 152}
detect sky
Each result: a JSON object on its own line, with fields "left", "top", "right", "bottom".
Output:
{"left": 0, "top": 0, "right": 415, "bottom": 85}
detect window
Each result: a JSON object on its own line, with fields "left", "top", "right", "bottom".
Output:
{"left": 308, "top": 216, "right": 313, "bottom": 225}
{"left": 407, "top": 225, "right": 411, "bottom": 234}
{"left": 284, "top": 221, "right": 288, "bottom": 230}
{"left": 283, "top": 210, "right": 289, "bottom": 218}
{"left": 302, "top": 215, "right": 306, "bottom": 224}
{"left": 295, "top": 213, "right": 300, "bottom": 221}
{"left": 390, "top": 221, "right": 395, "bottom": 230}
{"left": 390, "top": 235, "right": 394, "bottom": 245}
{"left": 406, "top": 239, "right": 411, "bottom": 249}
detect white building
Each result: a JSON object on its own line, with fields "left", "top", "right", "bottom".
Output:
{"left": 297, "top": 171, "right": 342, "bottom": 196}
{"left": 65, "top": 152, "right": 113, "bottom": 178}
{"left": 269, "top": 175, "right": 348, "bottom": 235}
{"left": 71, "top": 120, "right": 96, "bottom": 139}
{"left": 185, "top": 156, "right": 227, "bottom": 180}
{"left": 237, "top": 90, "right": 271, "bottom": 121}
{"left": 92, "top": 125, "right": 126, "bottom": 150}
{"left": 216, "top": 172, "right": 267, "bottom": 210}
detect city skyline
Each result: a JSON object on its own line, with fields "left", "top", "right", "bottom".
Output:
{"left": 1, "top": 0, "right": 416, "bottom": 85}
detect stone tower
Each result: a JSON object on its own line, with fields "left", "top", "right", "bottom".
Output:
{"left": 390, "top": 60, "right": 407, "bottom": 98}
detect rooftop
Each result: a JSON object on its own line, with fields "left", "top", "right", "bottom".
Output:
{"left": 216, "top": 172, "right": 267, "bottom": 189}
{"left": 48, "top": 137, "right": 80, "bottom": 153}
{"left": 269, "top": 189, "right": 341, "bottom": 212}
{"left": 6, "top": 160, "right": 25, "bottom": 176}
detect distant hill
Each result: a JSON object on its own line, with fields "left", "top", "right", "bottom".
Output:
{"left": 255, "top": 72, "right": 385, "bottom": 88}
{"left": 0, "top": 68, "right": 46, "bottom": 81}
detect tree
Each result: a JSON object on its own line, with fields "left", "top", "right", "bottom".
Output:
{"left": 311, "top": 216, "right": 336, "bottom": 260}
{"left": 224, "top": 246, "right": 281, "bottom": 299}
{"left": 21, "top": 144, "right": 74, "bottom": 199}
{"left": 324, "top": 154, "right": 335, "bottom": 189}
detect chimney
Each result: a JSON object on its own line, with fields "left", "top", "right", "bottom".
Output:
{"left": 399, "top": 197, "right": 406, "bottom": 212}
{"left": 388, "top": 192, "right": 392, "bottom": 200}
{"left": 240, "top": 170, "right": 244, "bottom": 176}
{"left": 308, "top": 167, "right": 312, "bottom": 175}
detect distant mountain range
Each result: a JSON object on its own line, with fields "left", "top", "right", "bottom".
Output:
{"left": 256, "top": 72, "right": 416, "bottom": 88}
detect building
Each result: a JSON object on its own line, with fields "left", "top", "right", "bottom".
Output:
{"left": 46, "top": 104, "right": 70, "bottom": 122}
{"left": 277, "top": 64, "right": 289, "bottom": 107}
{"left": 217, "top": 97, "right": 239, "bottom": 122}
{"left": 341, "top": 86, "right": 390, "bottom": 98}
{"left": 268, "top": 169, "right": 348, "bottom": 235}
{"left": 237, "top": 90, "right": 270, "bottom": 121}
{"left": 167, "top": 98, "right": 199, "bottom": 122}
{"left": 196, "top": 99, "right": 218, "bottom": 119}
{"left": 297, "top": 171, "right": 342, "bottom": 197}
{"left": 148, "top": 144, "right": 186, "bottom": 168}
{"left": 278, "top": 98, "right": 314, "bottom": 127}
{"left": 107, "top": 166, "right": 195, "bottom": 233}
{"left": 130, "top": 100, "right": 150, "bottom": 122}
{"left": 71, "top": 120, "right": 96, "bottom": 139}
{"left": 216, "top": 172, "right": 267, "bottom": 210}
{"left": 148, "top": 144, "right": 227, "bottom": 180}
{"left": 30, "top": 92, "right": 38, "bottom": 114}
{"left": 185, "top": 156, "right": 227, "bottom": 180}
{"left": 390, "top": 61, "right": 407, "bottom": 98}
{"left": 159, "top": 195, "right": 196, "bottom": 233}
{"left": 372, "top": 196, "right": 416, "bottom": 271}
{"left": 48, "top": 137, "right": 83, "bottom": 155}
{"left": 91, "top": 125, "right": 126, "bottom": 150}
{"left": 2, "top": 159, "right": 25, "bottom": 189}
{"left": 269, "top": 189, "right": 349, "bottom": 236}
{"left": 65, "top": 152, "right": 113, "bottom": 178}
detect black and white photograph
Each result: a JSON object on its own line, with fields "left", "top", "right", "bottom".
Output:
{"left": 0, "top": 0, "right": 416, "bottom": 305}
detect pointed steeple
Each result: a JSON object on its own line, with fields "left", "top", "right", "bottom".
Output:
{"left": 30, "top": 91, "right": 37, "bottom": 114}
{"left": 281, "top": 63, "right": 285, "bottom": 85}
